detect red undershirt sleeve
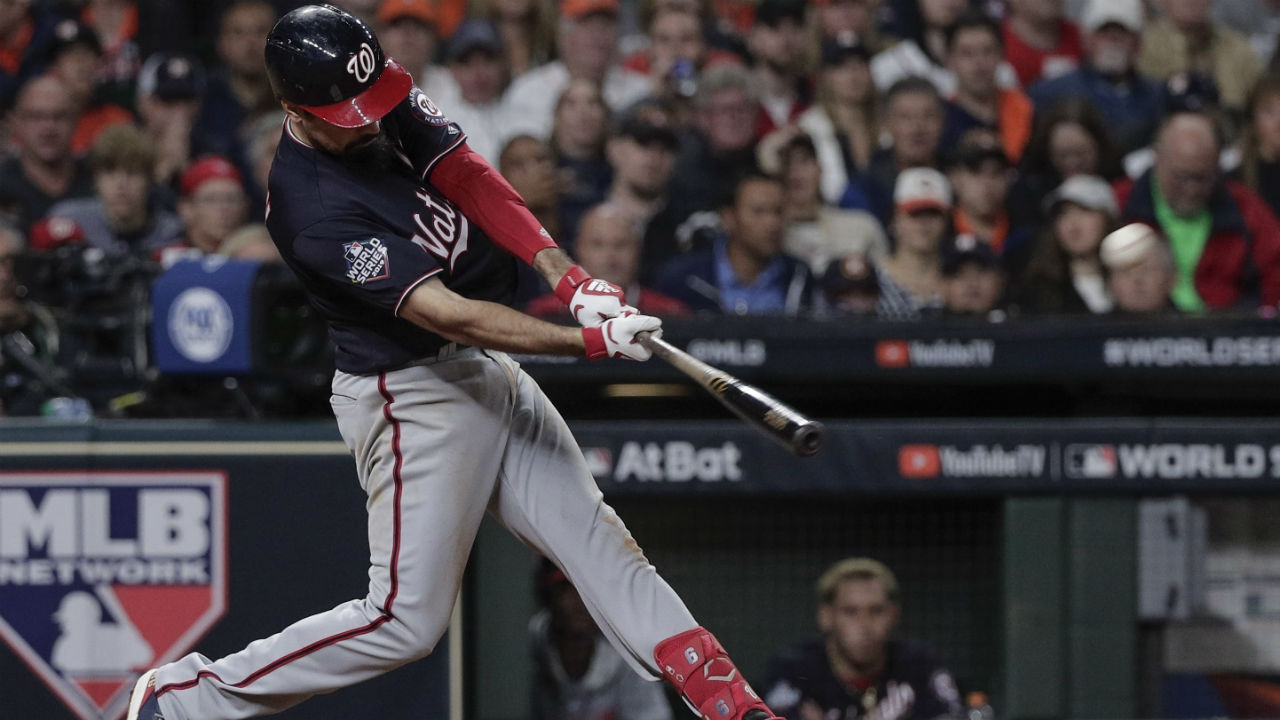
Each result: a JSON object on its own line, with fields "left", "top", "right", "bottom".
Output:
{"left": 427, "top": 143, "right": 558, "bottom": 266}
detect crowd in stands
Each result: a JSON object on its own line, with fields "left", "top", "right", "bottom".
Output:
{"left": 3, "top": 0, "right": 1280, "bottom": 416}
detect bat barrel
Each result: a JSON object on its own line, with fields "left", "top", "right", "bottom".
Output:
{"left": 792, "top": 421, "right": 825, "bottom": 457}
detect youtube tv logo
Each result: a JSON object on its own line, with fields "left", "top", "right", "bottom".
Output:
{"left": 898, "top": 445, "right": 941, "bottom": 478}
{"left": 876, "top": 340, "right": 910, "bottom": 368}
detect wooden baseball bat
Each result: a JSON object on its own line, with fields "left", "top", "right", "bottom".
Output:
{"left": 637, "top": 333, "right": 825, "bottom": 457}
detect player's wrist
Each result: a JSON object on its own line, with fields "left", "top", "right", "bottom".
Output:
{"left": 555, "top": 265, "right": 591, "bottom": 305}
{"left": 582, "top": 327, "right": 608, "bottom": 361}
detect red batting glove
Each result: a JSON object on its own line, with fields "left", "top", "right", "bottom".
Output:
{"left": 556, "top": 265, "right": 637, "bottom": 327}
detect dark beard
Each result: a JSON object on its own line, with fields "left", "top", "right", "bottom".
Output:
{"left": 336, "top": 132, "right": 402, "bottom": 175}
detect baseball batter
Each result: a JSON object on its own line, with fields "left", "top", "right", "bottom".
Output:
{"left": 126, "top": 6, "right": 781, "bottom": 720}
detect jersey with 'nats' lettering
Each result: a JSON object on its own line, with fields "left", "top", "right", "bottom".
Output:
{"left": 264, "top": 86, "right": 516, "bottom": 374}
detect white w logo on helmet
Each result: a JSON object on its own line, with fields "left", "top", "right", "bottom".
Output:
{"left": 346, "top": 42, "right": 377, "bottom": 83}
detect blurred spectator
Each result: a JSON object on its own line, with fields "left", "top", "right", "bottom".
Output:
{"left": 503, "top": 0, "right": 649, "bottom": 140}
{"left": 217, "top": 222, "right": 281, "bottom": 262}
{"left": 471, "top": 0, "right": 556, "bottom": 77}
{"left": 947, "top": 133, "right": 1031, "bottom": 255}
{"left": 0, "top": 219, "right": 64, "bottom": 417}
{"left": 1138, "top": 0, "right": 1262, "bottom": 119}
{"left": 821, "top": 252, "right": 881, "bottom": 314}
{"left": 1100, "top": 222, "right": 1178, "bottom": 313}
{"left": 876, "top": 167, "right": 952, "bottom": 318}
{"left": 1009, "top": 174, "right": 1118, "bottom": 314}
{"left": 1120, "top": 71, "right": 1241, "bottom": 180}
{"left": 135, "top": 52, "right": 208, "bottom": 189}
{"left": 1114, "top": 112, "right": 1280, "bottom": 311}
{"left": 45, "top": 19, "right": 133, "bottom": 156}
{"left": 604, "top": 110, "right": 686, "bottom": 275}
{"left": 328, "top": 0, "right": 380, "bottom": 23}
{"left": 529, "top": 557, "right": 673, "bottom": 720}
{"left": 1028, "top": 0, "right": 1162, "bottom": 156}
{"left": 761, "top": 558, "right": 963, "bottom": 720}
{"left": 812, "top": 0, "right": 890, "bottom": 53}
{"left": 871, "top": 0, "right": 1018, "bottom": 96}
{"left": 940, "top": 233, "right": 1005, "bottom": 316}
{"left": 195, "top": 0, "right": 277, "bottom": 168}
{"left": 244, "top": 110, "right": 284, "bottom": 220}
{"left": 435, "top": 19, "right": 511, "bottom": 164}
{"left": 797, "top": 33, "right": 879, "bottom": 206}
{"left": 80, "top": 0, "right": 142, "bottom": 105}
{"left": 941, "top": 11, "right": 1034, "bottom": 163}
{"left": 170, "top": 155, "right": 249, "bottom": 262}
{"left": 1239, "top": 72, "right": 1280, "bottom": 219}
{"left": 760, "top": 129, "right": 889, "bottom": 273}
{"left": 621, "top": 3, "right": 741, "bottom": 102}
{"left": 376, "top": 0, "right": 449, "bottom": 96}
{"left": 1001, "top": 0, "right": 1081, "bottom": 87}
{"left": 871, "top": 0, "right": 966, "bottom": 94}
{"left": 1213, "top": 0, "right": 1280, "bottom": 68}
{"left": 654, "top": 171, "right": 815, "bottom": 314}
{"left": 747, "top": 0, "right": 811, "bottom": 138}
{"left": 500, "top": 134, "right": 560, "bottom": 238}
{"left": 526, "top": 203, "right": 687, "bottom": 317}
{"left": 866, "top": 77, "right": 945, "bottom": 224}
{"left": 666, "top": 64, "right": 761, "bottom": 226}
{"left": 46, "top": 123, "right": 182, "bottom": 261}
{"left": 1008, "top": 96, "right": 1118, "bottom": 228}
{"left": 0, "top": 76, "right": 94, "bottom": 232}
{"left": 0, "top": 0, "right": 58, "bottom": 109}
{"left": 551, "top": 78, "right": 612, "bottom": 247}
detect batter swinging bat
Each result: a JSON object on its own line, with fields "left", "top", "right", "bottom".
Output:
{"left": 637, "top": 333, "right": 825, "bottom": 457}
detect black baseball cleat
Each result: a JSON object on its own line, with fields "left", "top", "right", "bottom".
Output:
{"left": 743, "top": 710, "right": 781, "bottom": 720}
{"left": 125, "top": 669, "right": 165, "bottom": 720}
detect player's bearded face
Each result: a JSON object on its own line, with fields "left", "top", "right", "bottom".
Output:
{"left": 819, "top": 579, "right": 898, "bottom": 671}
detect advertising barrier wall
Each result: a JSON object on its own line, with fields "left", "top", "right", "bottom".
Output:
{"left": 3, "top": 417, "right": 1280, "bottom": 719}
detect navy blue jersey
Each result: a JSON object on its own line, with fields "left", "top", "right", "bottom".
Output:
{"left": 761, "top": 638, "right": 963, "bottom": 720}
{"left": 265, "top": 87, "right": 516, "bottom": 374}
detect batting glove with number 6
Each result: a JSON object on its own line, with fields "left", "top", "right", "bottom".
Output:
{"left": 583, "top": 314, "right": 662, "bottom": 361}
{"left": 556, "top": 265, "right": 637, "bottom": 327}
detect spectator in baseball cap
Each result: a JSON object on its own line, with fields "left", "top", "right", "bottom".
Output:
{"left": 1100, "top": 223, "right": 1178, "bottom": 314}
{"left": 947, "top": 132, "right": 1032, "bottom": 257}
{"left": 530, "top": 556, "right": 674, "bottom": 720}
{"left": 747, "top": 0, "right": 810, "bottom": 139}
{"left": 1028, "top": 0, "right": 1161, "bottom": 157}
{"left": 1008, "top": 174, "right": 1119, "bottom": 315}
{"left": 821, "top": 252, "right": 880, "bottom": 315}
{"left": 172, "top": 155, "right": 248, "bottom": 260}
{"left": 874, "top": 167, "right": 951, "bottom": 319}
{"left": 135, "top": 53, "right": 209, "bottom": 189}
{"left": 940, "top": 233, "right": 1004, "bottom": 318}
{"left": 376, "top": 0, "right": 450, "bottom": 93}
{"left": 45, "top": 19, "right": 134, "bottom": 156}
{"left": 438, "top": 19, "right": 510, "bottom": 164}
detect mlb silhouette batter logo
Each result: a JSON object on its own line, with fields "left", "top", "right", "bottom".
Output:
{"left": 0, "top": 472, "right": 227, "bottom": 720}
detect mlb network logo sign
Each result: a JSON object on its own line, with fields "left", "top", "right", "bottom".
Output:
{"left": 0, "top": 472, "right": 227, "bottom": 720}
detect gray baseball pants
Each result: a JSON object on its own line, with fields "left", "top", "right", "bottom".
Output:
{"left": 151, "top": 346, "right": 697, "bottom": 718}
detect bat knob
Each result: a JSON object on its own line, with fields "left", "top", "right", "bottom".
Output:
{"left": 793, "top": 422, "right": 826, "bottom": 457}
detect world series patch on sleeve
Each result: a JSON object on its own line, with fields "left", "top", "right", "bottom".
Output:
{"left": 0, "top": 472, "right": 227, "bottom": 720}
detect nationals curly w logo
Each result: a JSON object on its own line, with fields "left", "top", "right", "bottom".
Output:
{"left": 347, "top": 42, "right": 376, "bottom": 83}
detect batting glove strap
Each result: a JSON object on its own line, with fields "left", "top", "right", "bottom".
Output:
{"left": 582, "top": 326, "right": 608, "bottom": 361}
{"left": 554, "top": 265, "right": 592, "bottom": 304}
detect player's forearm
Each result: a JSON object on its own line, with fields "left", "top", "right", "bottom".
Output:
{"left": 531, "top": 247, "right": 576, "bottom": 290}
{"left": 401, "top": 281, "right": 583, "bottom": 355}
{"left": 429, "top": 145, "right": 559, "bottom": 265}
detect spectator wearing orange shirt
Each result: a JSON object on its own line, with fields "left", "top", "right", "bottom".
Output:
{"left": 940, "top": 10, "right": 1034, "bottom": 163}
{"left": 44, "top": 19, "right": 134, "bottom": 156}
{"left": 947, "top": 133, "right": 1032, "bottom": 257}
